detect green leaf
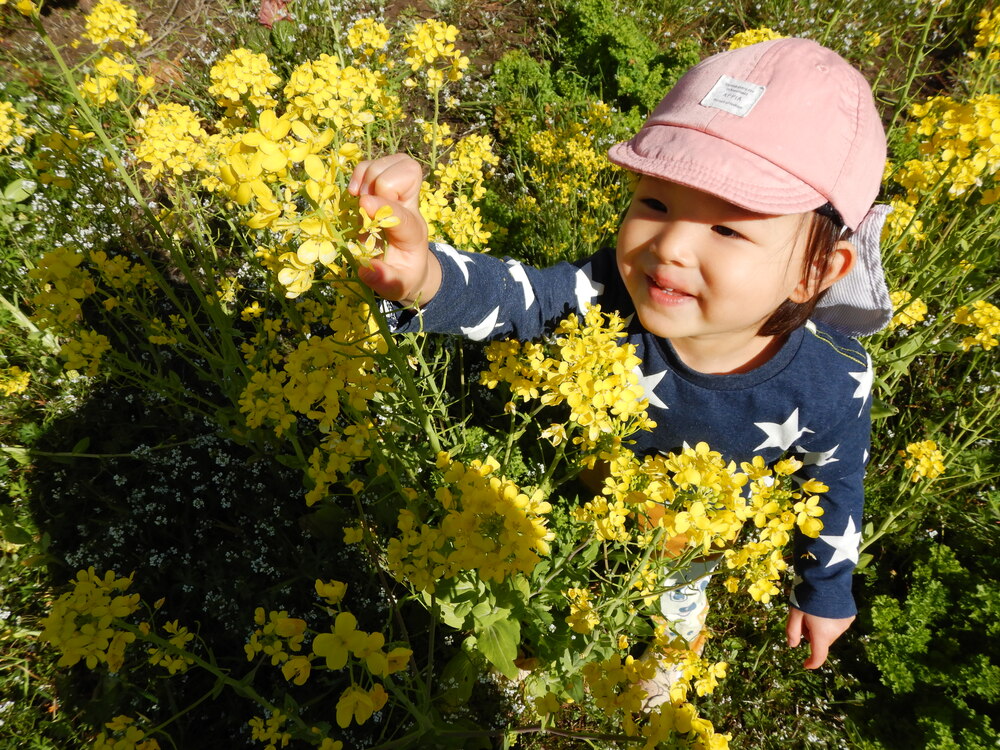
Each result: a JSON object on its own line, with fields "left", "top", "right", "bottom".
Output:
{"left": 2, "top": 523, "right": 33, "bottom": 545}
{"left": 435, "top": 642, "right": 483, "bottom": 710}
{"left": 871, "top": 398, "right": 898, "bottom": 420}
{"left": 3, "top": 178, "right": 35, "bottom": 203}
{"left": 476, "top": 617, "right": 521, "bottom": 680}
{"left": 72, "top": 437, "right": 91, "bottom": 453}
{"left": 1, "top": 445, "right": 30, "bottom": 465}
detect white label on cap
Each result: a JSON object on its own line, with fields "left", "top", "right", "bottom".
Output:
{"left": 700, "top": 75, "right": 765, "bottom": 117}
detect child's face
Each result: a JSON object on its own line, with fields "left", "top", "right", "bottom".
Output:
{"left": 616, "top": 176, "right": 814, "bottom": 372}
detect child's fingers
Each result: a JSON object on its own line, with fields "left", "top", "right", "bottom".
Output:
{"left": 786, "top": 607, "right": 804, "bottom": 648}
{"left": 357, "top": 193, "right": 427, "bottom": 253}
{"left": 802, "top": 640, "right": 829, "bottom": 670}
{"left": 349, "top": 154, "right": 422, "bottom": 210}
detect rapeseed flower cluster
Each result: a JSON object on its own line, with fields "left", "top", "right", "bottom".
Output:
{"left": 0, "top": 0, "right": 39, "bottom": 17}
{"left": 312, "top": 610, "right": 411, "bottom": 679}
{"left": 725, "top": 456, "right": 827, "bottom": 603}
{"left": 580, "top": 652, "right": 729, "bottom": 748}
{"left": 513, "top": 103, "right": 629, "bottom": 262}
{"left": 146, "top": 620, "right": 196, "bottom": 674}
{"left": 239, "top": 586, "right": 409, "bottom": 733}
{"left": 971, "top": 5, "right": 1000, "bottom": 61}
{"left": 421, "top": 133, "right": 499, "bottom": 249}
{"left": 565, "top": 586, "right": 601, "bottom": 633}
{"left": 888, "top": 290, "right": 928, "bottom": 329}
{"left": 0, "top": 100, "right": 35, "bottom": 154}
{"left": 80, "top": 53, "right": 154, "bottom": 106}
{"left": 0, "top": 365, "right": 30, "bottom": 396}
{"left": 727, "top": 27, "right": 785, "bottom": 49}
{"left": 238, "top": 295, "right": 389, "bottom": 448}
{"left": 27, "top": 247, "right": 119, "bottom": 375}
{"left": 521, "top": 104, "right": 626, "bottom": 258}
{"left": 952, "top": 299, "right": 1000, "bottom": 350}
{"left": 32, "top": 126, "right": 97, "bottom": 189}
{"left": 92, "top": 715, "right": 160, "bottom": 750}
{"left": 901, "top": 439, "right": 946, "bottom": 481}
{"left": 593, "top": 444, "right": 825, "bottom": 604}
{"left": 881, "top": 197, "right": 926, "bottom": 246}
{"left": 60, "top": 328, "right": 113, "bottom": 376}
{"left": 481, "top": 306, "right": 655, "bottom": 457}
{"left": 208, "top": 48, "right": 282, "bottom": 116}
{"left": 39, "top": 568, "right": 140, "bottom": 672}
{"left": 283, "top": 53, "right": 400, "bottom": 136}
{"left": 27, "top": 243, "right": 161, "bottom": 376}
{"left": 134, "top": 103, "right": 213, "bottom": 181}
{"left": 81, "top": 0, "right": 150, "bottom": 50}
{"left": 386, "top": 453, "right": 554, "bottom": 592}
{"left": 641, "top": 699, "right": 730, "bottom": 750}
{"left": 346, "top": 18, "right": 391, "bottom": 61}
{"left": 403, "top": 19, "right": 469, "bottom": 91}
{"left": 248, "top": 712, "right": 290, "bottom": 749}
{"left": 893, "top": 94, "right": 1000, "bottom": 203}
{"left": 28, "top": 246, "right": 96, "bottom": 329}
{"left": 244, "top": 607, "right": 307, "bottom": 667}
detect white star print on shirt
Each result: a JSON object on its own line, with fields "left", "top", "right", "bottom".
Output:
{"left": 818, "top": 516, "right": 862, "bottom": 568}
{"left": 753, "top": 408, "right": 814, "bottom": 452}
{"left": 461, "top": 306, "right": 501, "bottom": 341}
{"left": 633, "top": 365, "right": 669, "bottom": 410}
{"left": 437, "top": 245, "right": 475, "bottom": 284}
{"left": 574, "top": 264, "right": 603, "bottom": 312}
{"left": 848, "top": 353, "right": 873, "bottom": 416}
{"left": 505, "top": 260, "right": 535, "bottom": 311}
{"left": 796, "top": 444, "right": 840, "bottom": 467}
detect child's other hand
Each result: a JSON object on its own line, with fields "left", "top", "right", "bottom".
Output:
{"left": 348, "top": 154, "right": 440, "bottom": 305}
{"left": 786, "top": 607, "right": 855, "bottom": 669}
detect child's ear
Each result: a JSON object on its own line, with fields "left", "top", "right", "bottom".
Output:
{"left": 789, "top": 240, "right": 856, "bottom": 303}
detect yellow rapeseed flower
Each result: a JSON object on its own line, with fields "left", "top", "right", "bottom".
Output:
{"left": 888, "top": 290, "right": 928, "bottom": 329}
{"left": 208, "top": 48, "right": 281, "bottom": 115}
{"left": 971, "top": 6, "right": 1000, "bottom": 61}
{"left": 0, "top": 365, "right": 30, "bottom": 396}
{"left": 134, "top": 103, "right": 212, "bottom": 183}
{"left": 0, "top": 100, "right": 35, "bottom": 154}
{"left": 901, "top": 439, "right": 946, "bottom": 481}
{"left": 82, "top": 0, "right": 150, "bottom": 49}
{"left": 953, "top": 300, "right": 1000, "bottom": 350}
{"left": 728, "top": 27, "right": 785, "bottom": 50}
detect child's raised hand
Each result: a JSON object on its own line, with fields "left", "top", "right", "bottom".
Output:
{"left": 348, "top": 154, "right": 441, "bottom": 305}
{"left": 786, "top": 607, "right": 855, "bottom": 669}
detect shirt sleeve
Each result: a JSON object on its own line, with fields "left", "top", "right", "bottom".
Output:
{"left": 789, "top": 376, "right": 871, "bottom": 619}
{"left": 386, "top": 242, "right": 616, "bottom": 341}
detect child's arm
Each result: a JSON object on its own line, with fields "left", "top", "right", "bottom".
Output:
{"left": 786, "top": 608, "right": 855, "bottom": 669}
{"left": 349, "top": 156, "right": 618, "bottom": 342}
{"left": 347, "top": 154, "right": 442, "bottom": 306}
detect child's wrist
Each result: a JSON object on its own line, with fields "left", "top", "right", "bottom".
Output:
{"left": 404, "top": 252, "right": 442, "bottom": 308}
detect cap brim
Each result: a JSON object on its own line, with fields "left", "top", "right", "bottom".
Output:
{"left": 608, "top": 124, "right": 829, "bottom": 217}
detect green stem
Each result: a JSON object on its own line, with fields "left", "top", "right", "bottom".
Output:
{"left": 0, "top": 294, "right": 60, "bottom": 354}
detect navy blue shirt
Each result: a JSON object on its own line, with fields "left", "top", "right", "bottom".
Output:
{"left": 391, "top": 243, "right": 872, "bottom": 619}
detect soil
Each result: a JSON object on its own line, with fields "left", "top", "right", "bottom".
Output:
{"left": 0, "top": 0, "right": 237, "bottom": 92}
{"left": 1, "top": 0, "right": 544, "bottom": 91}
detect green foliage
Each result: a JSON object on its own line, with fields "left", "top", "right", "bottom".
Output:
{"left": 857, "top": 543, "right": 1000, "bottom": 749}
{"left": 553, "top": 0, "right": 701, "bottom": 113}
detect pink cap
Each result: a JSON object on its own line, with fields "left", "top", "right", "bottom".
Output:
{"left": 608, "top": 38, "right": 886, "bottom": 231}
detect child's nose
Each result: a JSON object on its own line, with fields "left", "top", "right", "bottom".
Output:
{"left": 649, "top": 222, "right": 696, "bottom": 265}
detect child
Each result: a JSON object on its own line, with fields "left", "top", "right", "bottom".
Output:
{"left": 347, "top": 38, "right": 891, "bottom": 675}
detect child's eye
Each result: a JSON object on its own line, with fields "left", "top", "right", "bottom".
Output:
{"left": 640, "top": 197, "right": 668, "bottom": 213}
{"left": 712, "top": 225, "right": 743, "bottom": 239}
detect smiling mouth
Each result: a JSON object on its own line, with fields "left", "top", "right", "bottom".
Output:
{"left": 646, "top": 276, "right": 692, "bottom": 298}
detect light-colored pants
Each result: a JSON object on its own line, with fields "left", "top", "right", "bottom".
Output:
{"left": 658, "top": 558, "right": 718, "bottom": 653}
